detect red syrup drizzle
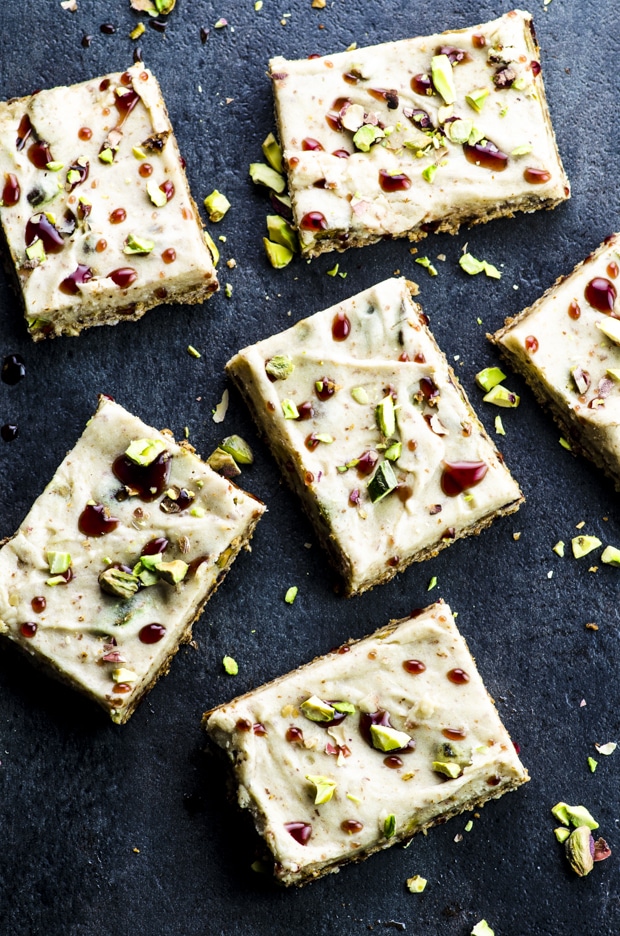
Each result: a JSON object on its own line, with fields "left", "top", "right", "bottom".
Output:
{"left": 378, "top": 169, "right": 411, "bottom": 192}
{"left": 2, "top": 173, "right": 20, "bottom": 206}
{"left": 441, "top": 462, "right": 488, "bottom": 496}
{"left": 25, "top": 214, "right": 64, "bottom": 253}
{"left": 112, "top": 450, "right": 171, "bottom": 500}
{"left": 78, "top": 503, "right": 120, "bottom": 536}
{"left": 332, "top": 311, "right": 351, "bottom": 340}
{"left": 464, "top": 140, "right": 508, "bottom": 172}
{"left": 59, "top": 265, "right": 93, "bottom": 295}
{"left": 139, "top": 624, "right": 166, "bottom": 644}
{"left": 108, "top": 268, "right": 138, "bottom": 288}
{"left": 300, "top": 212, "right": 327, "bottom": 231}
{"left": 285, "top": 822, "right": 312, "bottom": 845}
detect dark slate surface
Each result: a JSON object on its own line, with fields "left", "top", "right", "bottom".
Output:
{"left": 0, "top": 2, "right": 618, "bottom": 934}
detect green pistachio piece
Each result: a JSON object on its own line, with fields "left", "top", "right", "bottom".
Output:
{"left": 306, "top": 774, "right": 336, "bottom": 805}
{"left": 554, "top": 826, "right": 571, "bottom": 843}
{"left": 367, "top": 461, "right": 398, "bottom": 503}
{"left": 384, "top": 441, "right": 402, "bottom": 461}
{"left": 222, "top": 655, "right": 238, "bottom": 675}
{"left": 204, "top": 190, "right": 231, "bottom": 222}
{"left": 559, "top": 437, "right": 572, "bottom": 451}
{"left": 431, "top": 54, "right": 456, "bottom": 104}
{"left": 204, "top": 230, "right": 220, "bottom": 266}
{"left": 220, "top": 434, "right": 254, "bottom": 465}
{"left": 99, "top": 567, "right": 140, "bottom": 599}
{"left": 606, "top": 367, "right": 620, "bottom": 381}
{"left": 46, "top": 575, "right": 69, "bottom": 586}
{"left": 263, "top": 237, "right": 294, "bottom": 269}
{"left": 352, "top": 124, "right": 384, "bottom": 152}
{"left": 601, "top": 545, "right": 620, "bottom": 566}
{"left": 564, "top": 805, "right": 599, "bottom": 830}
{"left": 553, "top": 541, "right": 565, "bottom": 557}
{"left": 406, "top": 875, "right": 427, "bottom": 893}
{"left": 551, "top": 802, "right": 570, "bottom": 826}
{"left": 262, "top": 132, "right": 283, "bottom": 173}
{"left": 25, "top": 239, "right": 46, "bottom": 263}
{"left": 146, "top": 179, "right": 167, "bottom": 207}
{"left": 45, "top": 161, "right": 64, "bottom": 172}
{"left": 125, "top": 438, "right": 167, "bottom": 466}
{"left": 512, "top": 76, "right": 528, "bottom": 91}
{"left": 446, "top": 118, "right": 474, "bottom": 144}
{"left": 427, "top": 575, "right": 437, "bottom": 591}
{"left": 415, "top": 256, "right": 438, "bottom": 277}
{"left": 281, "top": 398, "right": 299, "bottom": 419}
{"left": 132, "top": 146, "right": 147, "bottom": 159}
{"left": 351, "top": 386, "right": 369, "bottom": 405}
{"left": 511, "top": 144, "right": 533, "bottom": 157}
{"left": 422, "top": 164, "right": 438, "bottom": 183}
{"left": 136, "top": 566, "right": 159, "bottom": 587}
{"left": 565, "top": 826, "right": 594, "bottom": 877}
{"left": 596, "top": 318, "right": 620, "bottom": 345}
{"left": 370, "top": 724, "right": 412, "bottom": 752}
{"left": 475, "top": 367, "right": 506, "bottom": 391}
{"left": 468, "top": 126, "right": 486, "bottom": 146}
{"left": 266, "top": 355, "right": 295, "bottom": 380}
{"left": 47, "top": 551, "right": 72, "bottom": 574}
{"left": 284, "top": 585, "right": 298, "bottom": 604}
{"left": 432, "top": 760, "right": 462, "bottom": 779}
{"left": 471, "top": 922, "right": 495, "bottom": 936}
{"left": 249, "top": 162, "right": 286, "bottom": 193}
{"left": 98, "top": 148, "right": 114, "bottom": 164}
{"left": 66, "top": 169, "right": 80, "bottom": 187}
{"left": 136, "top": 554, "right": 162, "bottom": 572}
{"left": 464, "top": 820, "right": 474, "bottom": 832}
{"left": 124, "top": 233, "right": 155, "bottom": 255}
{"left": 465, "top": 88, "right": 489, "bottom": 112}
{"left": 588, "top": 757, "right": 598, "bottom": 772}
{"left": 314, "top": 433, "right": 334, "bottom": 444}
{"left": 300, "top": 695, "right": 335, "bottom": 722}
{"left": 207, "top": 447, "right": 241, "bottom": 479}
{"left": 376, "top": 395, "right": 396, "bottom": 437}
{"left": 112, "top": 667, "right": 137, "bottom": 684}
{"left": 483, "top": 385, "right": 520, "bottom": 408}
{"left": 154, "top": 559, "right": 189, "bottom": 585}
{"left": 346, "top": 793, "right": 362, "bottom": 805}
{"left": 383, "top": 814, "right": 396, "bottom": 838}
{"left": 571, "top": 535, "right": 602, "bottom": 559}
{"left": 266, "top": 214, "right": 298, "bottom": 253}
{"left": 435, "top": 740, "right": 471, "bottom": 766}
{"left": 331, "top": 701, "right": 355, "bottom": 714}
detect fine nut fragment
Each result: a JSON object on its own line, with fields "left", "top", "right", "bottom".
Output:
{"left": 99, "top": 567, "right": 140, "bottom": 599}
{"left": 265, "top": 355, "right": 295, "bottom": 380}
{"left": 154, "top": 559, "right": 189, "bottom": 585}
{"left": 208, "top": 447, "right": 241, "bottom": 479}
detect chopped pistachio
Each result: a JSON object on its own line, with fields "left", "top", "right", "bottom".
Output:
{"left": 552, "top": 802, "right": 599, "bottom": 830}
{"left": 483, "top": 385, "right": 520, "bottom": 407}
{"left": 351, "top": 386, "right": 369, "bottom": 405}
{"left": 368, "top": 461, "right": 398, "bottom": 503}
{"left": 124, "top": 232, "right": 155, "bottom": 255}
{"left": 125, "top": 438, "right": 166, "bottom": 467}
{"left": 146, "top": 179, "right": 167, "bottom": 207}
{"left": 249, "top": 162, "right": 286, "bottom": 193}
{"left": 464, "top": 820, "right": 474, "bottom": 832}
{"left": 331, "top": 701, "right": 355, "bottom": 714}
{"left": 281, "top": 398, "right": 299, "bottom": 419}
{"left": 596, "top": 318, "right": 620, "bottom": 345}
{"left": 565, "top": 826, "right": 594, "bottom": 877}
{"left": 465, "top": 88, "right": 490, "bottom": 112}
{"left": 222, "top": 655, "right": 238, "bottom": 675}
{"left": 475, "top": 367, "right": 506, "bottom": 391}
{"left": 595, "top": 741, "right": 617, "bottom": 755}
{"left": 554, "top": 826, "right": 571, "bottom": 843}
{"left": 132, "top": 146, "right": 147, "bottom": 160}
{"left": 46, "top": 161, "right": 64, "bottom": 172}
{"left": 511, "top": 144, "right": 533, "bottom": 157}
{"left": 262, "top": 132, "right": 283, "bottom": 173}
{"left": 306, "top": 774, "right": 336, "bottom": 805}
{"left": 314, "top": 433, "right": 334, "bottom": 444}
{"left": 301, "top": 695, "right": 335, "bottom": 722}
{"left": 370, "top": 724, "right": 412, "bottom": 752}
{"left": 559, "top": 437, "right": 572, "bottom": 451}
{"left": 190, "top": 507, "right": 206, "bottom": 518}
{"left": 130, "top": 22, "right": 146, "bottom": 39}
{"left": 214, "top": 17, "right": 228, "bottom": 28}
{"left": 551, "top": 802, "right": 570, "bottom": 826}
{"left": 353, "top": 124, "right": 385, "bottom": 152}
{"left": 459, "top": 253, "right": 501, "bottom": 278}
{"left": 376, "top": 395, "right": 396, "bottom": 437}
{"left": 112, "top": 667, "right": 137, "bottom": 684}
{"left": 99, "top": 567, "right": 140, "bottom": 599}
{"left": 263, "top": 238, "right": 294, "bottom": 269}
{"left": 47, "top": 551, "right": 72, "bottom": 574}
{"left": 203, "top": 230, "right": 220, "bottom": 266}
{"left": 588, "top": 757, "right": 598, "bottom": 773}
{"left": 553, "top": 540, "right": 565, "bottom": 557}
{"left": 431, "top": 54, "right": 456, "bottom": 105}
{"left": 415, "top": 256, "right": 438, "bottom": 277}
{"left": 327, "top": 263, "right": 339, "bottom": 277}
{"left": 187, "top": 345, "right": 201, "bottom": 359}
{"left": 207, "top": 447, "right": 241, "bottom": 479}
{"left": 599, "top": 544, "right": 620, "bottom": 567}
{"left": 46, "top": 575, "right": 69, "bottom": 587}
{"left": 26, "top": 239, "right": 46, "bottom": 263}
{"left": 284, "top": 586, "right": 298, "bottom": 604}
{"left": 432, "top": 760, "right": 462, "bottom": 779}
{"left": 406, "top": 875, "right": 427, "bottom": 893}
{"left": 155, "top": 559, "right": 189, "bottom": 585}
{"left": 225, "top": 283, "right": 233, "bottom": 299}
{"left": 212, "top": 388, "right": 229, "bottom": 423}
{"left": 265, "top": 355, "right": 295, "bottom": 380}
{"left": 446, "top": 118, "right": 474, "bottom": 144}
{"left": 571, "top": 535, "right": 602, "bottom": 559}
{"left": 471, "top": 922, "right": 495, "bottom": 936}
{"left": 422, "top": 164, "right": 438, "bottom": 184}
{"left": 266, "top": 214, "right": 298, "bottom": 254}
{"left": 384, "top": 814, "right": 396, "bottom": 838}
{"left": 346, "top": 793, "right": 362, "bottom": 805}
{"left": 384, "top": 441, "right": 402, "bottom": 461}
{"left": 427, "top": 576, "right": 437, "bottom": 591}
{"left": 512, "top": 76, "right": 528, "bottom": 91}
{"left": 220, "top": 435, "right": 254, "bottom": 465}
{"left": 204, "top": 191, "right": 230, "bottom": 224}
{"left": 494, "top": 415, "right": 505, "bottom": 435}
{"left": 98, "top": 148, "right": 114, "bottom": 164}
{"left": 606, "top": 368, "right": 620, "bottom": 381}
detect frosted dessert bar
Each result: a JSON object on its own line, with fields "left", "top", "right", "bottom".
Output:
{"left": 269, "top": 10, "right": 570, "bottom": 257}
{"left": 0, "top": 63, "right": 218, "bottom": 339}
{"left": 203, "top": 601, "right": 529, "bottom": 885}
{"left": 0, "top": 397, "right": 264, "bottom": 723}
{"left": 227, "top": 277, "right": 523, "bottom": 596}
{"left": 491, "top": 233, "right": 620, "bottom": 489}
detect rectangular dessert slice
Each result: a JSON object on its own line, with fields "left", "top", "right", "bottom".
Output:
{"left": 269, "top": 10, "right": 570, "bottom": 257}
{"left": 227, "top": 277, "right": 523, "bottom": 596}
{"left": 0, "top": 397, "right": 264, "bottom": 723}
{"left": 491, "top": 233, "right": 620, "bottom": 488}
{"left": 0, "top": 63, "right": 218, "bottom": 339}
{"left": 203, "top": 601, "right": 529, "bottom": 886}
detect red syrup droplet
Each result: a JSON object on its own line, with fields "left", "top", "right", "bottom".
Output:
{"left": 524, "top": 167, "right": 551, "bottom": 184}
{"left": 108, "top": 268, "right": 138, "bottom": 288}
{"left": 568, "top": 300, "right": 581, "bottom": 320}
{"left": 253, "top": 723, "right": 267, "bottom": 736}
{"left": 607, "top": 262, "right": 619, "bottom": 280}
{"left": 441, "top": 461, "right": 488, "bottom": 496}
{"left": 27, "top": 140, "right": 53, "bottom": 169}
{"left": 142, "top": 538, "right": 168, "bottom": 555}
{"left": 332, "top": 311, "right": 351, "bottom": 340}
{"left": 447, "top": 668, "right": 470, "bottom": 684}
{"left": 464, "top": 140, "right": 508, "bottom": 172}
{"left": 2, "top": 173, "right": 20, "bottom": 206}
{"left": 109, "top": 207, "right": 126, "bottom": 224}
{"left": 25, "top": 214, "right": 64, "bottom": 253}
{"left": 315, "top": 376, "right": 337, "bottom": 401}
{"left": 531, "top": 60, "right": 541, "bottom": 76}
{"left": 31, "top": 596, "right": 46, "bottom": 613}
{"left": 585, "top": 277, "right": 617, "bottom": 313}
{"left": 59, "top": 265, "right": 93, "bottom": 295}
{"left": 114, "top": 89, "right": 140, "bottom": 126}
{"left": 356, "top": 451, "right": 379, "bottom": 477}
{"left": 20, "top": 622, "right": 38, "bottom": 638}
{"left": 403, "top": 659, "right": 426, "bottom": 675}
{"left": 332, "top": 149, "right": 350, "bottom": 159}
{"left": 78, "top": 502, "right": 120, "bottom": 536}
{"left": 78, "top": 126, "right": 93, "bottom": 141}
{"left": 286, "top": 726, "right": 304, "bottom": 744}
{"left": 296, "top": 401, "right": 315, "bottom": 420}
{"left": 383, "top": 755, "right": 403, "bottom": 769}
{"left": 139, "top": 623, "right": 166, "bottom": 644}
{"left": 112, "top": 450, "right": 171, "bottom": 500}
{"left": 302, "top": 137, "right": 324, "bottom": 151}
{"left": 442, "top": 727, "right": 467, "bottom": 740}
{"left": 300, "top": 211, "right": 327, "bottom": 231}
{"left": 341, "top": 819, "right": 364, "bottom": 834}
{"left": 16, "top": 114, "right": 33, "bottom": 151}
{"left": 159, "top": 180, "right": 175, "bottom": 202}
{"left": 411, "top": 73, "right": 434, "bottom": 95}
{"left": 285, "top": 822, "right": 312, "bottom": 845}
{"left": 379, "top": 169, "right": 411, "bottom": 192}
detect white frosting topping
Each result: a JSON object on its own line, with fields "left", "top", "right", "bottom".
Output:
{"left": 269, "top": 10, "right": 569, "bottom": 254}
{"left": 205, "top": 602, "right": 528, "bottom": 884}
{"left": 228, "top": 277, "right": 522, "bottom": 594}
{"left": 0, "top": 398, "right": 264, "bottom": 723}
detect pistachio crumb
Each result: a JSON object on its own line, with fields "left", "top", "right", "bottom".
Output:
{"left": 553, "top": 540, "right": 565, "bottom": 557}
{"left": 571, "top": 535, "right": 602, "bottom": 559}
{"left": 427, "top": 576, "right": 437, "bottom": 591}
{"left": 471, "top": 922, "right": 495, "bottom": 936}
{"left": 222, "top": 656, "right": 238, "bottom": 675}
{"left": 575, "top": 520, "right": 586, "bottom": 529}
{"left": 284, "top": 586, "right": 298, "bottom": 604}
{"left": 585, "top": 622, "right": 599, "bottom": 631}
{"left": 406, "top": 875, "right": 427, "bottom": 893}
{"left": 415, "top": 256, "right": 438, "bottom": 277}
{"left": 588, "top": 757, "right": 598, "bottom": 773}
{"left": 559, "top": 437, "right": 572, "bottom": 451}
{"left": 513, "top": 532, "right": 521, "bottom": 541}
{"left": 494, "top": 415, "right": 505, "bottom": 435}
{"left": 225, "top": 283, "right": 233, "bottom": 298}
{"left": 187, "top": 345, "right": 201, "bottom": 359}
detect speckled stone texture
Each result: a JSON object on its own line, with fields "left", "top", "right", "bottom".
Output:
{"left": 0, "top": 2, "right": 618, "bottom": 935}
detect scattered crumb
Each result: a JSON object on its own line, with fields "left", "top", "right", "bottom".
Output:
{"left": 226, "top": 258, "right": 237, "bottom": 268}
{"left": 225, "top": 97, "right": 234, "bottom": 104}
{"left": 61, "top": 0, "right": 78, "bottom": 9}
{"left": 212, "top": 388, "right": 229, "bottom": 423}
{"left": 588, "top": 566, "right": 598, "bottom": 573}
{"left": 133, "top": 847, "right": 140, "bottom": 854}
{"left": 393, "top": 269, "right": 400, "bottom": 275}
{"left": 304, "top": 542, "right": 312, "bottom": 549}
{"left": 580, "top": 699, "right": 587, "bottom": 707}
{"left": 585, "top": 622, "right": 599, "bottom": 631}
{"left": 409, "top": 247, "right": 418, "bottom": 255}
{"left": 513, "top": 532, "right": 521, "bottom": 541}
{"left": 454, "top": 833, "right": 463, "bottom": 843}
{"left": 575, "top": 520, "right": 585, "bottom": 529}
{"left": 547, "top": 571, "right": 553, "bottom": 579}
{"left": 437, "top": 254, "right": 446, "bottom": 262}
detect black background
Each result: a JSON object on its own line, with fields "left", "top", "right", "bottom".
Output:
{"left": 0, "top": 2, "right": 618, "bottom": 934}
